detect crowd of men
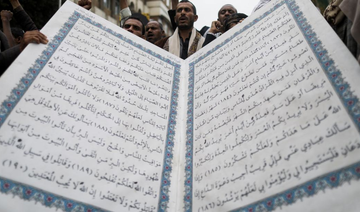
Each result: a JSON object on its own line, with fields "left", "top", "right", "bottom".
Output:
{"left": 0, "top": 0, "right": 359, "bottom": 75}
{"left": 0, "top": 0, "right": 250, "bottom": 74}
{"left": 117, "top": 0, "right": 248, "bottom": 58}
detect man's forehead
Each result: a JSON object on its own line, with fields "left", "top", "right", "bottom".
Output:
{"left": 146, "top": 21, "right": 160, "bottom": 28}
{"left": 177, "top": 2, "right": 193, "bottom": 10}
{"left": 219, "top": 5, "right": 236, "bottom": 12}
{"left": 124, "top": 18, "right": 143, "bottom": 27}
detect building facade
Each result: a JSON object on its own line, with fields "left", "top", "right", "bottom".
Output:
{"left": 71, "top": 0, "right": 173, "bottom": 36}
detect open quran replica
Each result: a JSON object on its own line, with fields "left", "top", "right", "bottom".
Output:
{"left": 1, "top": 0, "right": 360, "bottom": 211}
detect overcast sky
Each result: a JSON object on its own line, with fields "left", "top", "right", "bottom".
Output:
{"left": 190, "top": 0, "right": 259, "bottom": 30}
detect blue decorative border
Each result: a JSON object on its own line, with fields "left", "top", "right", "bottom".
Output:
{"left": 230, "top": 162, "right": 360, "bottom": 212}
{"left": 184, "top": 2, "right": 287, "bottom": 211}
{"left": 0, "top": 178, "right": 106, "bottom": 212}
{"left": 184, "top": 0, "right": 360, "bottom": 211}
{"left": 0, "top": 11, "right": 181, "bottom": 212}
{"left": 0, "top": 13, "right": 79, "bottom": 127}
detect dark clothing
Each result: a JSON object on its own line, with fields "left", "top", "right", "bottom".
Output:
{"left": 155, "top": 32, "right": 193, "bottom": 59}
{"left": 0, "top": 33, "right": 21, "bottom": 75}
{"left": 333, "top": 17, "right": 360, "bottom": 60}
{"left": 199, "top": 26, "right": 209, "bottom": 36}
{"left": 0, "top": 31, "right": 21, "bottom": 76}
{"left": 0, "top": 31, "right": 21, "bottom": 75}
{"left": 180, "top": 33, "right": 191, "bottom": 59}
{"left": 13, "top": 6, "right": 38, "bottom": 31}
{"left": 0, "top": 31, "right": 10, "bottom": 51}
{"left": 0, "top": 6, "right": 37, "bottom": 75}
{"left": 202, "top": 33, "right": 217, "bottom": 47}
{"left": 168, "top": 10, "right": 177, "bottom": 31}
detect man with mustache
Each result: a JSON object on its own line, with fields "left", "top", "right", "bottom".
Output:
{"left": 159, "top": 0, "right": 204, "bottom": 59}
{"left": 145, "top": 21, "right": 165, "bottom": 44}
{"left": 118, "top": 0, "right": 148, "bottom": 38}
{"left": 122, "top": 16, "right": 147, "bottom": 38}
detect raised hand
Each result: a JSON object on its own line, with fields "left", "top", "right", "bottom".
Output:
{"left": 1, "top": 10, "right": 13, "bottom": 22}
{"left": 209, "top": 21, "right": 223, "bottom": 34}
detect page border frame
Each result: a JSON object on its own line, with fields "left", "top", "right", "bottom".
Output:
{"left": 0, "top": 10, "right": 180, "bottom": 212}
{"left": 184, "top": 0, "right": 360, "bottom": 211}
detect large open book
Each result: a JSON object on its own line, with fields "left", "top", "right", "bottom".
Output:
{"left": 1, "top": 0, "right": 360, "bottom": 211}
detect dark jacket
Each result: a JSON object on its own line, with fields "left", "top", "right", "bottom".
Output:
{"left": 0, "top": 6, "right": 37, "bottom": 75}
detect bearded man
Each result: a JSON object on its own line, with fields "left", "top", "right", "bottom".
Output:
{"left": 158, "top": 0, "right": 204, "bottom": 59}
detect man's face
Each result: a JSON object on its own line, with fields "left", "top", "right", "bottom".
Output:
{"left": 218, "top": 5, "right": 236, "bottom": 24}
{"left": 145, "top": 21, "right": 164, "bottom": 44}
{"left": 175, "top": 2, "right": 198, "bottom": 30}
{"left": 123, "top": 18, "right": 144, "bottom": 38}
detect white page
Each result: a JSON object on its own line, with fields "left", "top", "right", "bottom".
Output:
{"left": 0, "top": 1, "right": 185, "bottom": 212}
{"left": 185, "top": 0, "right": 360, "bottom": 211}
